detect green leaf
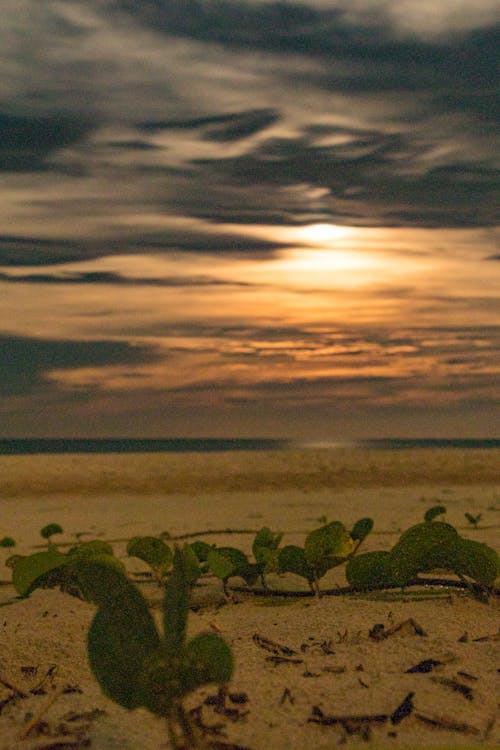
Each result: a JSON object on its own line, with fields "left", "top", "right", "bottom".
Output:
{"left": 424, "top": 505, "right": 447, "bottom": 522}
{"left": 464, "top": 512, "right": 481, "bottom": 527}
{"left": 189, "top": 540, "right": 215, "bottom": 562}
{"left": 454, "top": 539, "right": 499, "bottom": 587}
{"left": 127, "top": 536, "right": 173, "bottom": 574}
{"left": 252, "top": 527, "right": 283, "bottom": 556}
{"left": 180, "top": 542, "right": 203, "bottom": 585}
{"left": 207, "top": 547, "right": 249, "bottom": 581}
{"left": 75, "top": 558, "right": 161, "bottom": 712}
{"left": 163, "top": 546, "right": 191, "bottom": 659}
{"left": 304, "top": 521, "right": 354, "bottom": 566}
{"left": 11, "top": 548, "right": 68, "bottom": 597}
{"left": 346, "top": 551, "right": 394, "bottom": 589}
{"left": 254, "top": 546, "right": 280, "bottom": 573}
{"left": 179, "top": 633, "right": 233, "bottom": 695}
{"left": 40, "top": 523, "right": 63, "bottom": 540}
{"left": 351, "top": 518, "right": 374, "bottom": 543}
{"left": 5, "top": 554, "right": 24, "bottom": 569}
{"left": 68, "top": 540, "right": 114, "bottom": 558}
{"left": 389, "top": 521, "right": 460, "bottom": 586}
{"left": 278, "top": 545, "right": 313, "bottom": 583}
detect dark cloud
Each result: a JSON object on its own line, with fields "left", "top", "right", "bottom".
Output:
{"left": 0, "top": 235, "right": 96, "bottom": 266}
{"left": 140, "top": 108, "right": 280, "bottom": 142}
{"left": 0, "top": 270, "right": 250, "bottom": 287}
{"left": 116, "top": 0, "right": 498, "bottom": 81}
{"left": 0, "top": 334, "right": 161, "bottom": 396}
{"left": 0, "top": 231, "right": 285, "bottom": 268}
{"left": 192, "top": 131, "right": 499, "bottom": 227}
{"left": 0, "top": 112, "right": 94, "bottom": 172}
{"left": 105, "top": 140, "right": 163, "bottom": 151}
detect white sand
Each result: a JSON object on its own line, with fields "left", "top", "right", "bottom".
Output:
{"left": 0, "top": 448, "right": 499, "bottom": 749}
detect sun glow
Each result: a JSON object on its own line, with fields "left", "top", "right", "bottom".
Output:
{"left": 279, "top": 247, "right": 371, "bottom": 275}
{"left": 294, "top": 223, "right": 350, "bottom": 245}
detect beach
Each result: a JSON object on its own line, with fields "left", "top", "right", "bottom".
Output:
{"left": 0, "top": 447, "right": 499, "bottom": 749}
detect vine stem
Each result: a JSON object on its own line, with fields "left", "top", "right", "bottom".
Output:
{"left": 228, "top": 577, "right": 500, "bottom": 598}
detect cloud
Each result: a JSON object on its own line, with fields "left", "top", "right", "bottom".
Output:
{"left": 192, "top": 131, "right": 499, "bottom": 227}
{"left": 0, "top": 269, "right": 250, "bottom": 287}
{"left": 140, "top": 108, "right": 280, "bottom": 142}
{"left": 0, "top": 112, "right": 95, "bottom": 172}
{"left": 0, "top": 334, "right": 161, "bottom": 396}
{"left": 0, "top": 229, "right": 285, "bottom": 267}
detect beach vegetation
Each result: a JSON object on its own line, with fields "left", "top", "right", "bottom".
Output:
{"left": 189, "top": 539, "right": 215, "bottom": 565}
{"left": 464, "top": 512, "right": 482, "bottom": 529}
{"left": 346, "top": 520, "right": 499, "bottom": 599}
{"left": 350, "top": 517, "right": 374, "bottom": 548}
{"left": 252, "top": 526, "right": 283, "bottom": 585}
{"left": 40, "top": 523, "right": 64, "bottom": 546}
{"left": 423, "top": 505, "right": 447, "bottom": 522}
{"left": 9, "top": 540, "right": 119, "bottom": 598}
{"left": 74, "top": 545, "right": 234, "bottom": 749}
{"left": 8, "top": 513, "right": 498, "bottom": 603}
{"left": 0, "top": 536, "right": 16, "bottom": 547}
{"left": 207, "top": 546, "right": 259, "bottom": 595}
{"left": 279, "top": 520, "right": 357, "bottom": 596}
{"left": 127, "top": 536, "right": 173, "bottom": 583}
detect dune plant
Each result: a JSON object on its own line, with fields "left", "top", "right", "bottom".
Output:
{"left": 8, "top": 540, "right": 117, "bottom": 598}
{"left": 251, "top": 527, "right": 283, "bottom": 587}
{"left": 278, "top": 520, "right": 362, "bottom": 596}
{"left": 74, "top": 546, "right": 234, "bottom": 749}
{"left": 127, "top": 536, "right": 174, "bottom": 584}
{"left": 207, "top": 546, "right": 259, "bottom": 595}
{"left": 346, "top": 518, "right": 499, "bottom": 599}
{"left": 423, "top": 505, "right": 447, "bottom": 523}
{"left": 465, "top": 512, "right": 482, "bottom": 529}
{"left": 40, "top": 523, "right": 64, "bottom": 547}
{"left": 0, "top": 536, "right": 16, "bottom": 548}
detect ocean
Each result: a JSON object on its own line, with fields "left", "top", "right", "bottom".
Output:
{"left": 0, "top": 437, "right": 499, "bottom": 455}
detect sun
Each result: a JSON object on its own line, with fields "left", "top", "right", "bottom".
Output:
{"left": 295, "top": 223, "right": 350, "bottom": 245}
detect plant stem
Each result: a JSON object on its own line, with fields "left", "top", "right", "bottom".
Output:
{"left": 175, "top": 701, "right": 199, "bottom": 748}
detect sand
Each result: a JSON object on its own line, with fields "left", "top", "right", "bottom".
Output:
{"left": 0, "top": 448, "right": 499, "bottom": 749}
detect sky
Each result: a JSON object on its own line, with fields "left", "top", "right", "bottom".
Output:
{"left": 1, "top": 0, "right": 499, "bottom": 440}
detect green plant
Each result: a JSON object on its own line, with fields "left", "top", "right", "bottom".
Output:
{"left": 252, "top": 527, "right": 283, "bottom": 586}
{"left": 127, "top": 536, "right": 173, "bottom": 583}
{"left": 40, "top": 523, "right": 63, "bottom": 547}
{"left": 0, "top": 536, "right": 16, "bottom": 548}
{"left": 9, "top": 540, "right": 118, "bottom": 598}
{"left": 207, "top": 546, "right": 259, "bottom": 595}
{"left": 278, "top": 521, "right": 356, "bottom": 596}
{"left": 346, "top": 520, "right": 499, "bottom": 599}
{"left": 75, "top": 546, "right": 234, "bottom": 749}
{"left": 350, "top": 517, "right": 374, "bottom": 551}
{"left": 465, "top": 512, "right": 482, "bottom": 529}
{"left": 424, "top": 505, "right": 447, "bottom": 522}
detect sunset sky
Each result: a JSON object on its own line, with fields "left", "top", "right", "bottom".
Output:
{"left": 1, "top": 0, "right": 499, "bottom": 439}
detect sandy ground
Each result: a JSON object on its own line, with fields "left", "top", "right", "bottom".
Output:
{"left": 0, "top": 448, "right": 499, "bottom": 749}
